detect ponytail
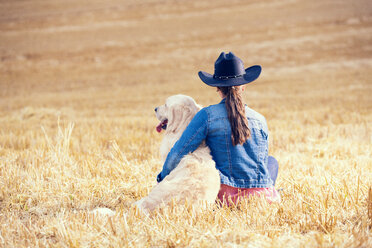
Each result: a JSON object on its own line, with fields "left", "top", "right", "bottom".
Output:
{"left": 217, "top": 86, "right": 251, "bottom": 146}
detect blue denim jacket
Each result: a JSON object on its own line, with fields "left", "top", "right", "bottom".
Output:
{"left": 157, "top": 98, "right": 274, "bottom": 188}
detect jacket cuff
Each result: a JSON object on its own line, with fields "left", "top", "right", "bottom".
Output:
{"left": 156, "top": 173, "right": 162, "bottom": 183}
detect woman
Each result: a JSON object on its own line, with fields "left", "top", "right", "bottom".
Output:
{"left": 157, "top": 52, "right": 280, "bottom": 205}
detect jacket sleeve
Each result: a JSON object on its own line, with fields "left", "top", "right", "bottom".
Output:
{"left": 157, "top": 108, "right": 208, "bottom": 182}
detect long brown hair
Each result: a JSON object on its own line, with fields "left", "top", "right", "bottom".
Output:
{"left": 218, "top": 86, "right": 251, "bottom": 146}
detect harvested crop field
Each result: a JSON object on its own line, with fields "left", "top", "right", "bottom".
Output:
{"left": 0, "top": 0, "right": 371, "bottom": 247}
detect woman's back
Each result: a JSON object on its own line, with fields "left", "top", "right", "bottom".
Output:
{"left": 203, "top": 98, "right": 273, "bottom": 188}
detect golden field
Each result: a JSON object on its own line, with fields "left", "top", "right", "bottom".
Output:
{"left": 0, "top": 0, "right": 371, "bottom": 247}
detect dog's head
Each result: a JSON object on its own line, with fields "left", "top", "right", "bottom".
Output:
{"left": 155, "top": 95, "right": 202, "bottom": 134}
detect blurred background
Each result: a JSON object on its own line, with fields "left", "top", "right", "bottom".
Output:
{"left": 0, "top": 0, "right": 371, "bottom": 155}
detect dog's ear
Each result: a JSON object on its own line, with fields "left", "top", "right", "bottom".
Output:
{"left": 167, "top": 104, "right": 192, "bottom": 134}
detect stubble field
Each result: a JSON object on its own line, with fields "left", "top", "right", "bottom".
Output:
{"left": 0, "top": 0, "right": 371, "bottom": 247}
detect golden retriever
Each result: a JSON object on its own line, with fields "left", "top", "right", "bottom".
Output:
{"left": 133, "top": 94, "right": 220, "bottom": 213}
{"left": 91, "top": 95, "right": 220, "bottom": 216}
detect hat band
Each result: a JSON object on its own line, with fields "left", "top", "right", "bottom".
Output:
{"left": 213, "top": 74, "right": 244, "bottom": 80}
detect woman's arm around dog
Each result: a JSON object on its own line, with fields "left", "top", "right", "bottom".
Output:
{"left": 157, "top": 108, "right": 208, "bottom": 182}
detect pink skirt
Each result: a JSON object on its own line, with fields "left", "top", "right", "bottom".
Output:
{"left": 217, "top": 184, "right": 281, "bottom": 206}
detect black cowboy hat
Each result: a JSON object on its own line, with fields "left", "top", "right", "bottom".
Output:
{"left": 198, "top": 52, "right": 261, "bottom": 87}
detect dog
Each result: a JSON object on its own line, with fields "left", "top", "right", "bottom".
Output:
{"left": 91, "top": 95, "right": 220, "bottom": 216}
{"left": 133, "top": 94, "right": 220, "bottom": 213}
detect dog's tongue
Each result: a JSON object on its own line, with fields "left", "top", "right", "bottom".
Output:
{"left": 156, "top": 122, "right": 163, "bottom": 133}
{"left": 156, "top": 120, "right": 168, "bottom": 133}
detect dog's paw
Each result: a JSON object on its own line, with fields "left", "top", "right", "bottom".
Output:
{"left": 90, "top": 207, "right": 116, "bottom": 217}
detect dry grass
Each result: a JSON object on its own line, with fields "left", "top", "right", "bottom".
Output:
{"left": 0, "top": 0, "right": 371, "bottom": 247}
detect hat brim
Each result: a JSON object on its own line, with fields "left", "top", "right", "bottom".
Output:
{"left": 198, "top": 65, "right": 261, "bottom": 87}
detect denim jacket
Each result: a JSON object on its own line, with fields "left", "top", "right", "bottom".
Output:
{"left": 157, "top": 98, "right": 274, "bottom": 188}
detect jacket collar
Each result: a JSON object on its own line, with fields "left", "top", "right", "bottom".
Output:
{"left": 219, "top": 98, "right": 226, "bottom": 104}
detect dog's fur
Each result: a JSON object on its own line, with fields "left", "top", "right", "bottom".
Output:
{"left": 91, "top": 95, "right": 220, "bottom": 216}
{"left": 134, "top": 95, "right": 220, "bottom": 213}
